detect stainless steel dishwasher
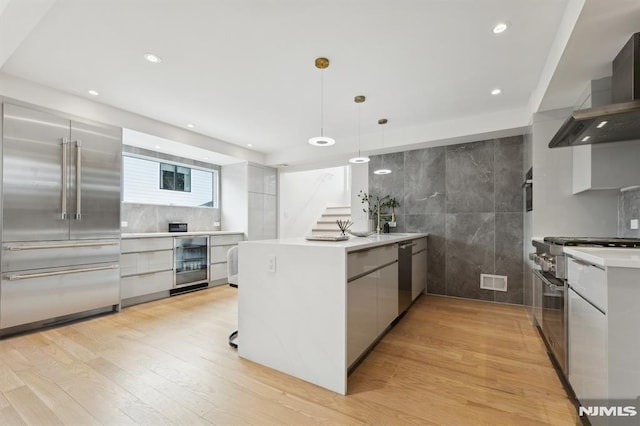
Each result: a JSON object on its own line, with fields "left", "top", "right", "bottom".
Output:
{"left": 398, "top": 240, "right": 413, "bottom": 313}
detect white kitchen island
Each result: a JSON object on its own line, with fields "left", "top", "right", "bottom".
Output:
{"left": 237, "top": 233, "right": 427, "bottom": 394}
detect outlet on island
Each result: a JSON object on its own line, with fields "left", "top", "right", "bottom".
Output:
{"left": 267, "top": 254, "right": 276, "bottom": 272}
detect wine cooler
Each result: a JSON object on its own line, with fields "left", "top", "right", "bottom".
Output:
{"left": 174, "top": 236, "right": 209, "bottom": 288}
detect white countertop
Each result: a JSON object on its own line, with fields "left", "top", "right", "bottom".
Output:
{"left": 564, "top": 247, "right": 640, "bottom": 269}
{"left": 240, "top": 233, "right": 428, "bottom": 252}
{"left": 122, "top": 231, "right": 244, "bottom": 239}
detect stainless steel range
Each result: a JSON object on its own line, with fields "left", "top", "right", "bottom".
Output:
{"left": 530, "top": 236, "right": 640, "bottom": 376}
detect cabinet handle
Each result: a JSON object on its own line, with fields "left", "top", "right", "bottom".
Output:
{"left": 6, "top": 241, "right": 118, "bottom": 251}
{"left": 7, "top": 264, "right": 118, "bottom": 281}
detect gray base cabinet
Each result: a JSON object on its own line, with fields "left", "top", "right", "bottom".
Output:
{"left": 347, "top": 242, "right": 400, "bottom": 368}
{"left": 121, "top": 237, "right": 173, "bottom": 305}
{"left": 411, "top": 237, "right": 427, "bottom": 300}
{"left": 209, "top": 234, "right": 244, "bottom": 283}
{"left": 120, "top": 233, "right": 244, "bottom": 306}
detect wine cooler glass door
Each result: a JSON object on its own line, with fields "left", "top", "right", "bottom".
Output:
{"left": 175, "top": 237, "right": 208, "bottom": 287}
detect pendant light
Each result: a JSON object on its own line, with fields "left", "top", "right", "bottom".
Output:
{"left": 374, "top": 118, "right": 391, "bottom": 174}
{"left": 349, "top": 95, "right": 370, "bottom": 164}
{"left": 308, "top": 57, "right": 335, "bottom": 147}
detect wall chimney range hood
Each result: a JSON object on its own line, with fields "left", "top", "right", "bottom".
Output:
{"left": 549, "top": 32, "right": 640, "bottom": 148}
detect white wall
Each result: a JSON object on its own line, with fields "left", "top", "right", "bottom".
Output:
{"left": 279, "top": 166, "right": 350, "bottom": 238}
{"left": 221, "top": 162, "right": 248, "bottom": 233}
{"left": 531, "top": 108, "right": 618, "bottom": 237}
{"left": 0, "top": 72, "right": 263, "bottom": 164}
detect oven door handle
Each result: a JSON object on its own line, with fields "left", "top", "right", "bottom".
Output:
{"left": 545, "top": 282, "right": 563, "bottom": 292}
{"left": 532, "top": 269, "right": 564, "bottom": 290}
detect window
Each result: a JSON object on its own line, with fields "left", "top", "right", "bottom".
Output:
{"left": 160, "top": 163, "right": 191, "bottom": 192}
{"left": 123, "top": 156, "right": 218, "bottom": 208}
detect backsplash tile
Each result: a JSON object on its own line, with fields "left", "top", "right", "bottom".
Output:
{"left": 369, "top": 135, "right": 524, "bottom": 304}
{"left": 446, "top": 140, "right": 495, "bottom": 213}
{"left": 403, "top": 147, "right": 446, "bottom": 215}
{"left": 445, "top": 213, "right": 495, "bottom": 301}
{"left": 122, "top": 203, "right": 221, "bottom": 233}
{"left": 619, "top": 187, "right": 640, "bottom": 237}
{"left": 494, "top": 212, "right": 524, "bottom": 304}
{"left": 495, "top": 137, "right": 524, "bottom": 213}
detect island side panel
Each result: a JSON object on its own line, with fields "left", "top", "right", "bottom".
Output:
{"left": 237, "top": 242, "right": 347, "bottom": 394}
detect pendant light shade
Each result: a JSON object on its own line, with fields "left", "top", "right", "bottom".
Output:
{"left": 374, "top": 118, "right": 391, "bottom": 174}
{"left": 309, "top": 57, "right": 335, "bottom": 147}
{"left": 348, "top": 95, "right": 370, "bottom": 164}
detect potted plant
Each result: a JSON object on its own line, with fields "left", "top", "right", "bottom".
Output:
{"left": 383, "top": 197, "right": 400, "bottom": 223}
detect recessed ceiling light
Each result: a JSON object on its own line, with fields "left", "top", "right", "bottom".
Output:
{"left": 154, "top": 145, "right": 161, "bottom": 149}
{"left": 374, "top": 169, "right": 392, "bottom": 175}
{"left": 186, "top": 123, "right": 195, "bottom": 128}
{"left": 491, "top": 88, "right": 502, "bottom": 95}
{"left": 596, "top": 121, "right": 608, "bottom": 128}
{"left": 87, "top": 89, "right": 99, "bottom": 96}
{"left": 493, "top": 22, "right": 508, "bottom": 34}
{"left": 308, "top": 136, "right": 336, "bottom": 147}
{"left": 247, "top": 143, "right": 254, "bottom": 147}
{"left": 348, "top": 156, "right": 370, "bottom": 164}
{"left": 581, "top": 136, "right": 591, "bottom": 142}
{"left": 143, "top": 53, "right": 162, "bottom": 63}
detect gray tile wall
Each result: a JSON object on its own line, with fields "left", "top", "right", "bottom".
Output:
{"left": 368, "top": 136, "right": 524, "bottom": 304}
{"left": 121, "top": 203, "right": 221, "bottom": 233}
{"left": 619, "top": 187, "right": 640, "bottom": 237}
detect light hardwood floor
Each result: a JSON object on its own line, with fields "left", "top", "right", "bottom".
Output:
{"left": 0, "top": 287, "right": 579, "bottom": 425}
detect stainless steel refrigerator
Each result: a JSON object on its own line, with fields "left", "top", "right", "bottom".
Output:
{"left": 1, "top": 102, "right": 122, "bottom": 334}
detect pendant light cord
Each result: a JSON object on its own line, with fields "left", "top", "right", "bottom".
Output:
{"left": 357, "top": 103, "right": 362, "bottom": 156}
{"left": 320, "top": 70, "right": 325, "bottom": 137}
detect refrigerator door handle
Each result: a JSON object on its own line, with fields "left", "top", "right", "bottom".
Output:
{"left": 7, "top": 264, "right": 119, "bottom": 281}
{"left": 61, "top": 138, "right": 69, "bottom": 220}
{"left": 75, "top": 140, "right": 82, "bottom": 220}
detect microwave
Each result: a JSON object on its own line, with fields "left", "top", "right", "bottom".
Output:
{"left": 168, "top": 222, "right": 188, "bottom": 232}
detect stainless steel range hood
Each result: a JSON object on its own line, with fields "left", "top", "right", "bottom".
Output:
{"left": 549, "top": 32, "right": 640, "bottom": 148}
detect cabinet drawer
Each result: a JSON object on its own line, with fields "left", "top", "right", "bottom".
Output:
{"left": 121, "top": 270, "right": 173, "bottom": 299}
{"left": 210, "top": 245, "right": 236, "bottom": 264}
{"left": 1, "top": 264, "right": 120, "bottom": 329}
{"left": 210, "top": 263, "right": 228, "bottom": 281}
{"left": 121, "top": 250, "right": 173, "bottom": 277}
{"left": 412, "top": 237, "right": 427, "bottom": 253}
{"left": 122, "top": 238, "right": 173, "bottom": 253}
{"left": 567, "top": 257, "right": 607, "bottom": 312}
{"left": 210, "top": 234, "right": 244, "bottom": 246}
{"left": 378, "top": 243, "right": 398, "bottom": 265}
{"left": 348, "top": 244, "right": 399, "bottom": 280}
{"left": 348, "top": 249, "right": 378, "bottom": 280}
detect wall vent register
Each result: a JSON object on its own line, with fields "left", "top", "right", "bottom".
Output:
{"left": 480, "top": 274, "right": 507, "bottom": 292}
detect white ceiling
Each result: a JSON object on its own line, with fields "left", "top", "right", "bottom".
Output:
{"left": 1, "top": 0, "right": 640, "bottom": 168}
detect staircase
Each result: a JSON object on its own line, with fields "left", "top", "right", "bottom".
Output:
{"left": 310, "top": 206, "right": 352, "bottom": 235}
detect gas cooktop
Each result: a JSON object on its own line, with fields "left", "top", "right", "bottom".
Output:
{"left": 543, "top": 236, "right": 640, "bottom": 248}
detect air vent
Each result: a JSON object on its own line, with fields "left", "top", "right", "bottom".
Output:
{"left": 480, "top": 274, "right": 507, "bottom": 292}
